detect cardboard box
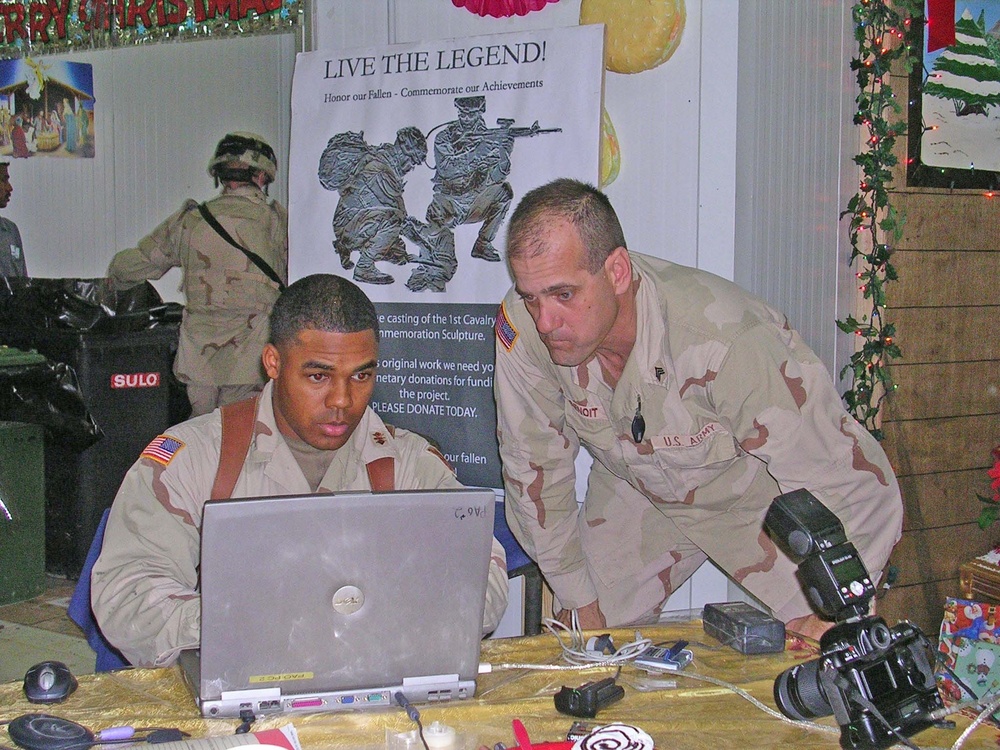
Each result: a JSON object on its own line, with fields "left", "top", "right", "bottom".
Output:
{"left": 960, "top": 548, "right": 1000, "bottom": 604}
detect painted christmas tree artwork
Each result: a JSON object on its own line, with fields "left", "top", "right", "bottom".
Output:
{"left": 924, "top": 8, "right": 1000, "bottom": 115}
{"left": 921, "top": 4, "right": 1000, "bottom": 171}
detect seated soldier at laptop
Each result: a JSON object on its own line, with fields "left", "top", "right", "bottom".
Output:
{"left": 91, "top": 274, "right": 509, "bottom": 667}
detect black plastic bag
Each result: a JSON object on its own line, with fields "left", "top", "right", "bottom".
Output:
{"left": 0, "top": 357, "right": 102, "bottom": 451}
{"left": 0, "top": 277, "right": 181, "bottom": 333}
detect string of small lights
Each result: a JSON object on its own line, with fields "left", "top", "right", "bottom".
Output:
{"left": 837, "top": 0, "right": 919, "bottom": 441}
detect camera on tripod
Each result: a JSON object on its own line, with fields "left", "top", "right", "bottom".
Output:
{"left": 764, "top": 489, "right": 946, "bottom": 750}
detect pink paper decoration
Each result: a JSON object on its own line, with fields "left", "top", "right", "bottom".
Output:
{"left": 451, "top": 0, "right": 558, "bottom": 19}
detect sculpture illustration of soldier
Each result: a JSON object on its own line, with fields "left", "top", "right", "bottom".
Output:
{"left": 318, "top": 126, "right": 427, "bottom": 285}
{"left": 406, "top": 96, "right": 561, "bottom": 293}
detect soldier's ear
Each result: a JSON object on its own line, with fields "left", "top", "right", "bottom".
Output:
{"left": 262, "top": 343, "right": 281, "bottom": 381}
{"left": 605, "top": 246, "right": 632, "bottom": 294}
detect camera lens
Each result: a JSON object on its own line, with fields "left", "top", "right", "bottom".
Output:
{"left": 774, "top": 659, "right": 833, "bottom": 720}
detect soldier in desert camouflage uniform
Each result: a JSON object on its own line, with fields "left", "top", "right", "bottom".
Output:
{"left": 107, "top": 132, "right": 288, "bottom": 416}
{"left": 493, "top": 179, "right": 902, "bottom": 639}
{"left": 91, "top": 274, "right": 508, "bottom": 667}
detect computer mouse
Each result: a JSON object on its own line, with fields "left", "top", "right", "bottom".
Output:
{"left": 23, "top": 660, "right": 78, "bottom": 704}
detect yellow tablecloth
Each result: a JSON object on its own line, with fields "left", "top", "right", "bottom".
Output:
{"left": 1, "top": 622, "right": 996, "bottom": 750}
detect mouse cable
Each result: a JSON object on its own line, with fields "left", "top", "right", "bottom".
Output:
{"left": 3, "top": 728, "right": 190, "bottom": 750}
{"left": 480, "top": 660, "right": 627, "bottom": 673}
{"left": 393, "top": 691, "right": 429, "bottom": 750}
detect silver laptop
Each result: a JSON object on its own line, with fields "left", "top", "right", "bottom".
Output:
{"left": 179, "top": 488, "right": 495, "bottom": 718}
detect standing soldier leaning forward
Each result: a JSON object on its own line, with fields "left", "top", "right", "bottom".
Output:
{"left": 107, "top": 133, "right": 288, "bottom": 417}
{"left": 494, "top": 178, "right": 902, "bottom": 641}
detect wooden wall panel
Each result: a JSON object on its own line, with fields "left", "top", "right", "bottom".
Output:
{"left": 888, "top": 307, "right": 1000, "bottom": 363}
{"left": 881, "top": 414, "right": 1000, "bottom": 477}
{"left": 891, "top": 525, "right": 995, "bottom": 584}
{"left": 890, "top": 250, "right": 1000, "bottom": 308}
{"left": 879, "top": 579, "right": 952, "bottom": 636}
{"left": 882, "top": 362, "right": 1000, "bottom": 421}
{"left": 873, "top": 35, "right": 1000, "bottom": 641}
{"left": 898, "top": 469, "right": 998, "bottom": 530}
{"left": 894, "top": 192, "right": 1000, "bottom": 251}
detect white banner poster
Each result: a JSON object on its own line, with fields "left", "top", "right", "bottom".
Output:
{"left": 289, "top": 25, "right": 602, "bottom": 487}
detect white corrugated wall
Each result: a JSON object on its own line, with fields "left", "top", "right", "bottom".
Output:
{"left": 3, "top": 32, "right": 299, "bottom": 300}
{"left": 734, "top": 0, "right": 859, "bottom": 381}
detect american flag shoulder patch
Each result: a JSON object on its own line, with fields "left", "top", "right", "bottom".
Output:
{"left": 141, "top": 435, "right": 185, "bottom": 466}
{"left": 495, "top": 301, "right": 518, "bottom": 352}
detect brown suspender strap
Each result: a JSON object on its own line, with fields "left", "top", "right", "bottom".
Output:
{"left": 210, "top": 396, "right": 259, "bottom": 501}
{"left": 210, "top": 394, "right": 396, "bottom": 498}
{"left": 365, "top": 456, "right": 395, "bottom": 492}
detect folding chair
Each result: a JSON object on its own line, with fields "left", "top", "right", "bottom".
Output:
{"left": 67, "top": 508, "right": 129, "bottom": 671}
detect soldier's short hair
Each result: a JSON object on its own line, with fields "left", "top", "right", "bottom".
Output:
{"left": 270, "top": 274, "right": 380, "bottom": 346}
{"left": 506, "top": 178, "right": 627, "bottom": 274}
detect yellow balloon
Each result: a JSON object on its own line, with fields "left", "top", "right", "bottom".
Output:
{"left": 600, "top": 107, "right": 621, "bottom": 187}
{"left": 581, "top": 0, "right": 686, "bottom": 74}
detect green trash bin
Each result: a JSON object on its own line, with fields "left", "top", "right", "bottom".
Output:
{"left": 0, "top": 419, "right": 46, "bottom": 605}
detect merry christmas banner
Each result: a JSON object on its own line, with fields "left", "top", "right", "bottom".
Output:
{"left": 0, "top": 0, "right": 300, "bottom": 58}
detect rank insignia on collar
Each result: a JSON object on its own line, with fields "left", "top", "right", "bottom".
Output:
{"left": 372, "top": 431, "right": 387, "bottom": 445}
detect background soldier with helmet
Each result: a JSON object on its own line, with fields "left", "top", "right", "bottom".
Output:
{"left": 107, "top": 132, "right": 288, "bottom": 417}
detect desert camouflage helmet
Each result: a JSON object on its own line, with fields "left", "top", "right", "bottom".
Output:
{"left": 208, "top": 132, "right": 277, "bottom": 183}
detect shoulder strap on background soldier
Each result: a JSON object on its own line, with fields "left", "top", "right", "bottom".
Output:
{"left": 197, "top": 203, "right": 286, "bottom": 290}
{"left": 210, "top": 396, "right": 394, "bottom": 499}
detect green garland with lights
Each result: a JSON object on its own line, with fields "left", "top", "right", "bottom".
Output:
{"left": 837, "top": 0, "right": 920, "bottom": 441}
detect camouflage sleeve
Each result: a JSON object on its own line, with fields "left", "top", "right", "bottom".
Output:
{"left": 106, "top": 200, "right": 197, "bottom": 286}
{"left": 493, "top": 313, "right": 597, "bottom": 611}
{"left": 710, "top": 324, "right": 903, "bottom": 575}
{"left": 90, "top": 423, "right": 218, "bottom": 667}
{"left": 391, "top": 427, "right": 509, "bottom": 636}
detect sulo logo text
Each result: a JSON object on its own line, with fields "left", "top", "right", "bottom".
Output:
{"left": 110, "top": 372, "right": 161, "bottom": 389}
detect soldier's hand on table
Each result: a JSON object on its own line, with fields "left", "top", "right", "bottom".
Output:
{"left": 556, "top": 600, "right": 606, "bottom": 629}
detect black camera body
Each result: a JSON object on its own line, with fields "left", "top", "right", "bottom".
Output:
{"left": 765, "top": 489, "right": 944, "bottom": 750}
